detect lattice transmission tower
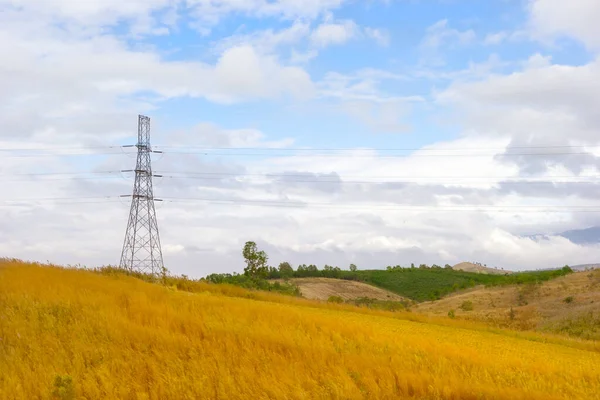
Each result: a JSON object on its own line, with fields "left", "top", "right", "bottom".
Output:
{"left": 119, "top": 115, "right": 164, "bottom": 276}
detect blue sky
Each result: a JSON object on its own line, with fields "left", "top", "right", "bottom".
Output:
{"left": 119, "top": 0, "right": 594, "bottom": 151}
{"left": 1, "top": 0, "right": 600, "bottom": 275}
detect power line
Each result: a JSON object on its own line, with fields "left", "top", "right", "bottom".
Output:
{"left": 161, "top": 197, "right": 600, "bottom": 208}
{"left": 2, "top": 170, "right": 598, "bottom": 179}
{"left": 156, "top": 150, "right": 599, "bottom": 158}
{"left": 1, "top": 143, "right": 599, "bottom": 158}
{"left": 0, "top": 196, "right": 121, "bottom": 206}
{"left": 0, "top": 145, "right": 120, "bottom": 152}
{"left": 0, "top": 171, "right": 118, "bottom": 177}
{"left": 156, "top": 171, "right": 600, "bottom": 179}
{"left": 161, "top": 197, "right": 600, "bottom": 213}
{"left": 153, "top": 144, "right": 600, "bottom": 151}
{"left": 1, "top": 195, "right": 599, "bottom": 213}
{"left": 0, "top": 151, "right": 128, "bottom": 158}
{"left": 2, "top": 144, "right": 599, "bottom": 152}
{"left": 2, "top": 170, "right": 598, "bottom": 185}
{"left": 0, "top": 171, "right": 127, "bottom": 182}
{"left": 0, "top": 177, "right": 127, "bottom": 182}
{"left": 156, "top": 175, "right": 599, "bottom": 185}
{"left": 3, "top": 150, "right": 596, "bottom": 159}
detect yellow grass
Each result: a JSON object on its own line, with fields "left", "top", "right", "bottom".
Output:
{"left": 1, "top": 260, "right": 600, "bottom": 400}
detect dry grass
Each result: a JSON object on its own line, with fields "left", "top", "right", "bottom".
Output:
{"left": 2, "top": 260, "right": 600, "bottom": 400}
{"left": 416, "top": 271, "right": 600, "bottom": 338}
{"left": 279, "top": 277, "right": 405, "bottom": 301}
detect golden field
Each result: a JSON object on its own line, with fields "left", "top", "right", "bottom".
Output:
{"left": 1, "top": 260, "right": 600, "bottom": 400}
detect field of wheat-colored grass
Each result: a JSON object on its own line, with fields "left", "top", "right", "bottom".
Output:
{"left": 1, "top": 260, "right": 600, "bottom": 400}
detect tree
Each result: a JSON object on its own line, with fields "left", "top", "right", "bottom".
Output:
{"left": 349, "top": 264, "right": 358, "bottom": 272}
{"left": 242, "top": 241, "right": 268, "bottom": 278}
{"left": 278, "top": 262, "right": 294, "bottom": 278}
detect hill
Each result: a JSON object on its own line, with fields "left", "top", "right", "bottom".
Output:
{"left": 349, "top": 267, "right": 571, "bottom": 301}
{"left": 416, "top": 270, "right": 600, "bottom": 340}
{"left": 452, "top": 262, "right": 511, "bottom": 275}
{"left": 264, "top": 266, "right": 572, "bottom": 302}
{"left": 571, "top": 263, "right": 600, "bottom": 271}
{"left": 2, "top": 260, "right": 600, "bottom": 399}
{"left": 279, "top": 277, "right": 404, "bottom": 301}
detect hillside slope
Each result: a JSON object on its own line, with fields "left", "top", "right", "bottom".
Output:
{"left": 281, "top": 277, "right": 405, "bottom": 301}
{"left": 452, "top": 262, "right": 511, "bottom": 275}
{"left": 2, "top": 260, "right": 600, "bottom": 399}
{"left": 416, "top": 270, "right": 600, "bottom": 340}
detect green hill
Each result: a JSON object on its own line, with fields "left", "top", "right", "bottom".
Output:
{"left": 258, "top": 266, "right": 572, "bottom": 302}
{"left": 353, "top": 267, "right": 572, "bottom": 301}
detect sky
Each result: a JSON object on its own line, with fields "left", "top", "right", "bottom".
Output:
{"left": 1, "top": 0, "right": 600, "bottom": 276}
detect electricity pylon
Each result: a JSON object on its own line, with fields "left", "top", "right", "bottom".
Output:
{"left": 119, "top": 114, "right": 164, "bottom": 276}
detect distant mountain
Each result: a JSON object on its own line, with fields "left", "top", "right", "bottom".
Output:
{"left": 526, "top": 226, "right": 600, "bottom": 245}
{"left": 558, "top": 226, "right": 600, "bottom": 245}
{"left": 570, "top": 264, "right": 600, "bottom": 271}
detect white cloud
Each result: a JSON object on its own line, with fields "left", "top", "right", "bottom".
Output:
{"left": 317, "top": 69, "right": 418, "bottom": 133}
{"left": 439, "top": 58, "right": 600, "bottom": 138}
{"left": 212, "top": 20, "right": 312, "bottom": 54}
{"left": 2, "top": 113, "right": 600, "bottom": 275}
{"left": 188, "top": 0, "right": 347, "bottom": 26}
{"left": 529, "top": 0, "right": 600, "bottom": 50}
{"left": 163, "top": 123, "right": 295, "bottom": 149}
{"left": 5, "top": 125, "right": 599, "bottom": 275}
{"left": 310, "top": 19, "right": 358, "bottom": 47}
{"left": 419, "top": 19, "right": 476, "bottom": 65}
{"left": 437, "top": 53, "right": 600, "bottom": 175}
{"left": 482, "top": 30, "right": 528, "bottom": 46}
{"left": 212, "top": 46, "right": 314, "bottom": 102}
{"left": 421, "top": 19, "right": 476, "bottom": 49}
{"left": 319, "top": 69, "right": 410, "bottom": 101}
{"left": 0, "top": 0, "right": 349, "bottom": 34}
{"left": 212, "top": 18, "right": 386, "bottom": 66}
{"left": 290, "top": 49, "right": 319, "bottom": 64}
{"left": 340, "top": 100, "right": 412, "bottom": 133}
{"left": 484, "top": 32, "right": 508, "bottom": 46}
{"left": 0, "top": 11, "right": 315, "bottom": 141}
{"left": 364, "top": 27, "right": 390, "bottom": 46}
{"left": 523, "top": 53, "right": 552, "bottom": 69}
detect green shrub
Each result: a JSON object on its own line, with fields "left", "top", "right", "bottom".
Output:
{"left": 460, "top": 300, "right": 474, "bottom": 311}
{"left": 564, "top": 296, "right": 574, "bottom": 304}
{"left": 327, "top": 295, "right": 344, "bottom": 304}
{"left": 52, "top": 375, "right": 74, "bottom": 400}
{"left": 517, "top": 292, "right": 528, "bottom": 306}
{"left": 448, "top": 309, "right": 456, "bottom": 319}
{"left": 543, "top": 312, "right": 600, "bottom": 341}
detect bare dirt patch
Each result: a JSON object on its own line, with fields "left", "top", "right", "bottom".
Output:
{"left": 452, "top": 262, "right": 511, "bottom": 275}
{"left": 281, "top": 278, "right": 405, "bottom": 301}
